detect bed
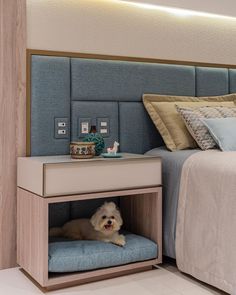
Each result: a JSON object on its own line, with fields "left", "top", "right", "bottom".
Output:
{"left": 147, "top": 147, "right": 236, "bottom": 293}
{"left": 28, "top": 50, "right": 236, "bottom": 293}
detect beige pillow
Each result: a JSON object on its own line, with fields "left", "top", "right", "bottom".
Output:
{"left": 143, "top": 93, "right": 236, "bottom": 151}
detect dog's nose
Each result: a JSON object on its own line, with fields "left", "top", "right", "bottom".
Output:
{"left": 107, "top": 220, "right": 112, "bottom": 225}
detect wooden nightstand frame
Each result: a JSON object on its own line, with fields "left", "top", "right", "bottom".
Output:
{"left": 17, "top": 186, "right": 162, "bottom": 291}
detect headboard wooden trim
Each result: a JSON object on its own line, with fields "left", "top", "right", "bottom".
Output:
{"left": 27, "top": 49, "right": 236, "bottom": 68}
{"left": 26, "top": 48, "right": 236, "bottom": 155}
{"left": 26, "top": 51, "right": 32, "bottom": 156}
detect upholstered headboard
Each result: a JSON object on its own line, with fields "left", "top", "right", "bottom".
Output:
{"left": 28, "top": 52, "right": 236, "bottom": 156}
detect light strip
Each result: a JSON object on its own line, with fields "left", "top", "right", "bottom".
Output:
{"left": 119, "top": 1, "right": 236, "bottom": 20}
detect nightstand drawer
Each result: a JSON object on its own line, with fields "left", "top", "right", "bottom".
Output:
{"left": 18, "top": 154, "right": 161, "bottom": 197}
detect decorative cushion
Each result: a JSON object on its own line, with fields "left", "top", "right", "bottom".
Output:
{"left": 202, "top": 117, "right": 236, "bottom": 151}
{"left": 48, "top": 232, "right": 158, "bottom": 273}
{"left": 176, "top": 106, "right": 236, "bottom": 150}
{"left": 143, "top": 94, "right": 236, "bottom": 151}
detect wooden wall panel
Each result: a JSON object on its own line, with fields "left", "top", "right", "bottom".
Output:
{"left": 0, "top": 0, "right": 26, "bottom": 269}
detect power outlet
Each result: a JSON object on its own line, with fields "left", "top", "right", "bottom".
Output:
{"left": 54, "top": 117, "right": 70, "bottom": 139}
{"left": 78, "top": 118, "right": 92, "bottom": 137}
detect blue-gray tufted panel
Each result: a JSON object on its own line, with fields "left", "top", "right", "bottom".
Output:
{"left": 71, "top": 58, "right": 195, "bottom": 101}
{"left": 49, "top": 203, "right": 71, "bottom": 228}
{"left": 31, "top": 55, "right": 71, "bottom": 156}
{"left": 229, "top": 69, "right": 236, "bottom": 93}
{"left": 71, "top": 101, "right": 119, "bottom": 148}
{"left": 195, "top": 67, "right": 229, "bottom": 97}
{"left": 119, "top": 102, "right": 163, "bottom": 153}
{"left": 30, "top": 55, "right": 236, "bottom": 156}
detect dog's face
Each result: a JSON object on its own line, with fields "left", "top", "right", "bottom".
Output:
{"left": 90, "top": 202, "right": 123, "bottom": 235}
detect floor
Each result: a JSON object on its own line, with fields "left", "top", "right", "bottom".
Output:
{"left": 0, "top": 262, "right": 227, "bottom": 295}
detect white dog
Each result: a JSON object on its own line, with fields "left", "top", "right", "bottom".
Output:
{"left": 49, "top": 202, "right": 126, "bottom": 247}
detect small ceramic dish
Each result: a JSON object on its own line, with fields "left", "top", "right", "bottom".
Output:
{"left": 70, "top": 142, "right": 96, "bottom": 159}
{"left": 101, "top": 153, "right": 122, "bottom": 158}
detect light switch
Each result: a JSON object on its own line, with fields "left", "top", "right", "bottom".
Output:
{"left": 101, "top": 122, "right": 107, "bottom": 127}
{"left": 100, "top": 128, "right": 108, "bottom": 134}
{"left": 58, "top": 122, "right": 66, "bottom": 127}
{"left": 97, "top": 118, "right": 110, "bottom": 137}
{"left": 58, "top": 129, "right": 66, "bottom": 135}
{"left": 55, "top": 117, "right": 69, "bottom": 139}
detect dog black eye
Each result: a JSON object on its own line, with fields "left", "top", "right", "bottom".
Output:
{"left": 111, "top": 216, "right": 115, "bottom": 219}
{"left": 102, "top": 215, "right": 106, "bottom": 219}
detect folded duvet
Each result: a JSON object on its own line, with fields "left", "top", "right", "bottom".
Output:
{"left": 176, "top": 150, "right": 236, "bottom": 294}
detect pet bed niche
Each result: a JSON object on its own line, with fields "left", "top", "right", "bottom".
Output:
{"left": 49, "top": 233, "right": 158, "bottom": 273}
{"left": 48, "top": 195, "right": 160, "bottom": 275}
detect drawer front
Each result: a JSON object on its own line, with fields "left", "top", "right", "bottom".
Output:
{"left": 44, "top": 160, "right": 161, "bottom": 196}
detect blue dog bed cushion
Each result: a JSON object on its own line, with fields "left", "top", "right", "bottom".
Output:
{"left": 48, "top": 233, "right": 158, "bottom": 273}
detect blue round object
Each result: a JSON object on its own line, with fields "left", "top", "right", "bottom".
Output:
{"left": 83, "top": 133, "right": 105, "bottom": 156}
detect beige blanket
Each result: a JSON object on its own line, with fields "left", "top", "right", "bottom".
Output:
{"left": 176, "top": 150, "right": 236, "bottom": 294}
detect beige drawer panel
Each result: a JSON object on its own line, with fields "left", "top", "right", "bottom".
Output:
{"left": 17, "top": 154, "right": 161, "bottom": 197}
{"left": 44, "top": 160, "right": 161, "bottom": 196}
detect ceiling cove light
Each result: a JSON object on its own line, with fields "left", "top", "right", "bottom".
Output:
{"left": 118, "top": 1, "right": 236, "bottom": 20}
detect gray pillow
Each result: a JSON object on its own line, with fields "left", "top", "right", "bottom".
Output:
{"left": 202, "top": 117, "right": 236, "bottom": 151}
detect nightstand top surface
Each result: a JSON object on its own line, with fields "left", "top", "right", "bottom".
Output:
{"left": 18, "top": 153, "right": 161, "bottom": 164}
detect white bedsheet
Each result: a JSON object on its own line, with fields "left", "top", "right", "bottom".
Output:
{"left": 176, "top": 150, "right": 236, "bottom": 294}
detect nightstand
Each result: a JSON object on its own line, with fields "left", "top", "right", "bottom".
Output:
{"left": 17, "top": 153, "right": 162, "bottom": 290}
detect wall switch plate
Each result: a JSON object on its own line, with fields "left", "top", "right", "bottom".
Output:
{"left": 81, "top": 122, "right": 89, "bottom": 134}
{"left": 78, "top": 118, "right": 91, "bottom": 137}
{"left": 54, "top": 117, "right": 70, "bottom": 139}
{"left": 97, "top": 118, "right": 110, "bottom": 137}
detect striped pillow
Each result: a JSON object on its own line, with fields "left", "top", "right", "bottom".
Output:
{"left": 176, "top": 106, "right": 236, "bottom": 150}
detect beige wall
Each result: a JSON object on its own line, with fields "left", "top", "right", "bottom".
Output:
{"left": 127, "top": 0, "right": 236, "bottom": 18}
{"left": 27, "top": 0, "right": 236, "bottom": 64}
